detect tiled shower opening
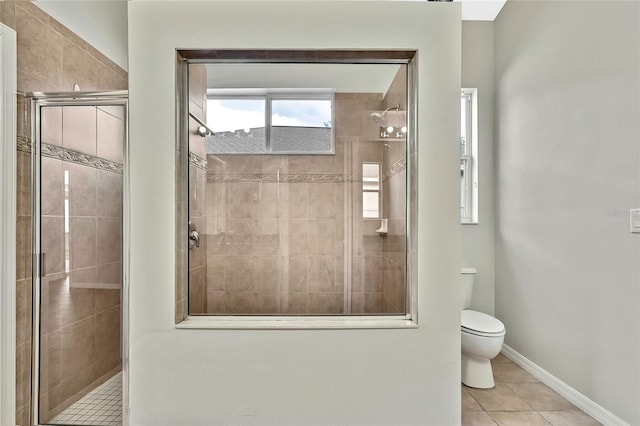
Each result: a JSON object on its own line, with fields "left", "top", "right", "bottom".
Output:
{"left": 49, "top": 372, "right": 122, "bottom": 426}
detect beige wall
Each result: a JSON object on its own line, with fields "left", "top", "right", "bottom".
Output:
{"left": 495, "top": 1, "right": 640, "bottom": 423}
{"left": 1, "top": 2, "right": 127, "bottom": 424}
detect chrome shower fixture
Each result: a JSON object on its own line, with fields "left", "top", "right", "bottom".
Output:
{"left": 371, "top": 104, "right": 406, "bottom": 138}
{"left": 370, "top": 105, "right": 400, "bottom": 125}
{"left": 189, "top": 112, "right": 215, "bottom": 137}
{"left": 197, "top": 126, "right": 212, "bottom": 137}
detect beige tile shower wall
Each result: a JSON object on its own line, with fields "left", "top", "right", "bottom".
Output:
{"left": 38, "top": 106, "right": 124, "bottom": 423}
{"left": 380, "top": 138, "right": 407, "bottom": 314}
{"left": 381, "top": 68, "right": 408, "bottom": 314}
{"left": 0, "top": 2, "right": 127, "bottom": 93}
{"left": 205, "top": 93, "right": 392, "bottom": 315}
{"left": 205, "top": 155, "right": 347, "bottom": 314}
{"left": 187, "top": 64, "right": 208, "bottom": 315}
{"left": 350, "top": 137, "right": 385, "bottom": 314}
{"left": 381, "top": 168, "right": 407, "bottom": 313}
{"left": 15, "top": 143, "right": 33, "bottom": 426}
{"left": 1, "top": 3, "right": 128, "bottom": 423}
{"left": 337, "top": 93, "right": 386, "bottom": 314}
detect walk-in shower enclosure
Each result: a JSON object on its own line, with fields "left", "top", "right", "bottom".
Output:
{"left": 29, "top": 92, "right": 127, "bottom": 426}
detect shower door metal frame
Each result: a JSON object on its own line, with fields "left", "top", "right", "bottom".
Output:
{"left": 29, "top": 91, "right": 129, "bottom": 426}
{"left": 177, "top": 49, "right": 420, "bottom": 328}
{"left": 0, "top": 22, "right": 17, "bottom": 426}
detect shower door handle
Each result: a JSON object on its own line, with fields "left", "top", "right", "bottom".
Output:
{"left": 188, "top": 222, "right": 200, "bottom": 249}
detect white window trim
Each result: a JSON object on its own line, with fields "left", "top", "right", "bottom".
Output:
{"left": 177, "top": 315, "right": 417, "bottom": 330}
{"left": 0, "top": 23, "right": 17, "bottom": 426}
{"left": 461, "top": 88, "right": 479, "bottom": 224}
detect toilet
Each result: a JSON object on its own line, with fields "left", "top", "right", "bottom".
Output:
{"left": 461, "top": 268, "right": 506, "bottom": 389}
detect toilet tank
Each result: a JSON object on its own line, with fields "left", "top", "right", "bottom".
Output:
{"left": 460, "top": 268, "right": 477, "bottom": 310}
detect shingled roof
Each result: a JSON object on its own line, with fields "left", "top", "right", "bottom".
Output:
{"left": 207, "top": 126, "right": 332, "bottom": 154}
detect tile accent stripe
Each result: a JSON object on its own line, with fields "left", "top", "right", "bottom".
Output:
{"left": 41, "top": 143, "right": 123, "bottom": 174}
{"left": 203, "top": 156, "right": 406, "bottom": 183}
{"left": 383, "top": 156, "right": 406, "bottom": 182}
{"left": 207, "top": 173, "right": 353, "bottom": 183}
{"left": 189, "top": 152, "right": 207, "bottom": 170}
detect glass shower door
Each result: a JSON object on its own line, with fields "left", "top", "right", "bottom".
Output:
{"left": 33, "top": 95, "right": 126, "bottom": 426}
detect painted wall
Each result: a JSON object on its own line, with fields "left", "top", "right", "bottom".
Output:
{"left": 494, "top": 2, "right": 640, "bottom": 424}
{"left": 128, "top": 1, "right": 461, "bottom": 425}
{"left": 461, "top": 21, "right": 495, "bottom": 315}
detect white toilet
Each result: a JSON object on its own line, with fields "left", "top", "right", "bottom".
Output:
{"left": 461, "top": 268, "right": 506, "bottom": 389}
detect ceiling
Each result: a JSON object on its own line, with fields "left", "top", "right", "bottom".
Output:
{"left": 205, "top": 63, "right": 402, "bottom": 95}
{"left": 458, "top": 0, "right": 507, "bottom": 21}
{"left": 34, "top": 1, "right": 507, "bottom": 73}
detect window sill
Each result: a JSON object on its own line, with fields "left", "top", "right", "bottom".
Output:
{"left": 461, "top": 221, "right": 479, "bottom": 225}
{"left": 176, "top": 315, "right": 418, "bottom": 330}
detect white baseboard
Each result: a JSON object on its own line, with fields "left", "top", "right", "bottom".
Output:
{"left": 501, "top": 345, "right": 629, "bottom": 426}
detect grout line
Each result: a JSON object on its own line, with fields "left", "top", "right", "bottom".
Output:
{"left": 50, "top": 372, "right": 122, "bottom": 426}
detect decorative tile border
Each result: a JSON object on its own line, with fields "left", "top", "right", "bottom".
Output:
{"left": 383, "top": 156, "right": 406, "bottom": 181}
{"left": 17, "top": 137, "right": 123, "bottom": 174}
{"left": 41, "top": 143, "right": 123, "bottom": 174}
{"left": 189, "top": 152, "right": 207, "bottom": 170}
{"left": 203, "top": 156, "right": 407, "bottom": 183}
{"left": 17, "top": 135, "right": 32, "bottom": 153}
{"left": 207, "top": 173, "right": 353, "bottom": 183}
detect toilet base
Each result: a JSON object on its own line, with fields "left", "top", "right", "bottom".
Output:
{"left": 461, "top": 353, "right": 495, "bottom": 389}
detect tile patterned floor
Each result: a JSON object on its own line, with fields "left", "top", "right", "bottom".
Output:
{"left": 49, "top": 372, "right": 122, "bottom": 426}
{"left": 45, "top": 356, "right": 600, "bottom": 426}
{"left": 462, "top": 353, "right": 602, "bottom": 426}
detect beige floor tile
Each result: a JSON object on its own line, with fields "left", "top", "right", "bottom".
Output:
{"left": 538, "top": 410, "right": 602, "bottom": 426}
{"left": 467, "top": 382, "right": 533, "bottom": 411}
{"left": 488, "top": 411, "right": 551, "bottom": 425}
{"left": 493, "top": 352, "right": 511, "bottom": 363}
{"left": 462, "top": 411, "right": 498, "bottom": 426}
{"left": 505, "top": 383, "right": 576, "bottom": 411}
{"left": 492, "top": 361, "right": 539, "bottom": 383}
{"left": 462, "top": 386, "right": 484, "bottom": 411}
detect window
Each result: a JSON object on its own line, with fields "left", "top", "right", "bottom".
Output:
{"left": 363, "top": 163, "right": 381, "bottom": 218}
{"left": 206, "top": 92, "right": 334, "bottom": 154}
{"left": 178, "top": 51, "right": 419, "bottom": 329}
{"left": 461, "top": 88, "right": 478, "bottom": 223}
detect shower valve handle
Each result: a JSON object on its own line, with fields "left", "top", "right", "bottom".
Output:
{"left": 188, "top": 222, "right": 200, "bottom": 249}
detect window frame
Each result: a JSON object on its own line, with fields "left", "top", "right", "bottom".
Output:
{"left": 206, "top": 90, "right": 335, "bottom": 155}
{"left": 176, "top": 50, "right": 419, "bottom": 330}
{"left": 461, "top": 88, "right": 478, "bottom": 224}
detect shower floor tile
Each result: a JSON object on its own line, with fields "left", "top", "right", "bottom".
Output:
{"left": 50, "top": 372, "right": 122, "bottom": 426}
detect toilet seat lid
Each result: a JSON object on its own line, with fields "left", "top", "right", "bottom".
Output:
{"left": 461, "top": 310, "right": 505, "bottom": 335}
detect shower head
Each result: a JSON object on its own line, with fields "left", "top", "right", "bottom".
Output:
{"left": 370, "top": 105, "right": 400, "bottom": 125}
{"left": 370, "top": 112, "right": 386, "bottom": 125}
